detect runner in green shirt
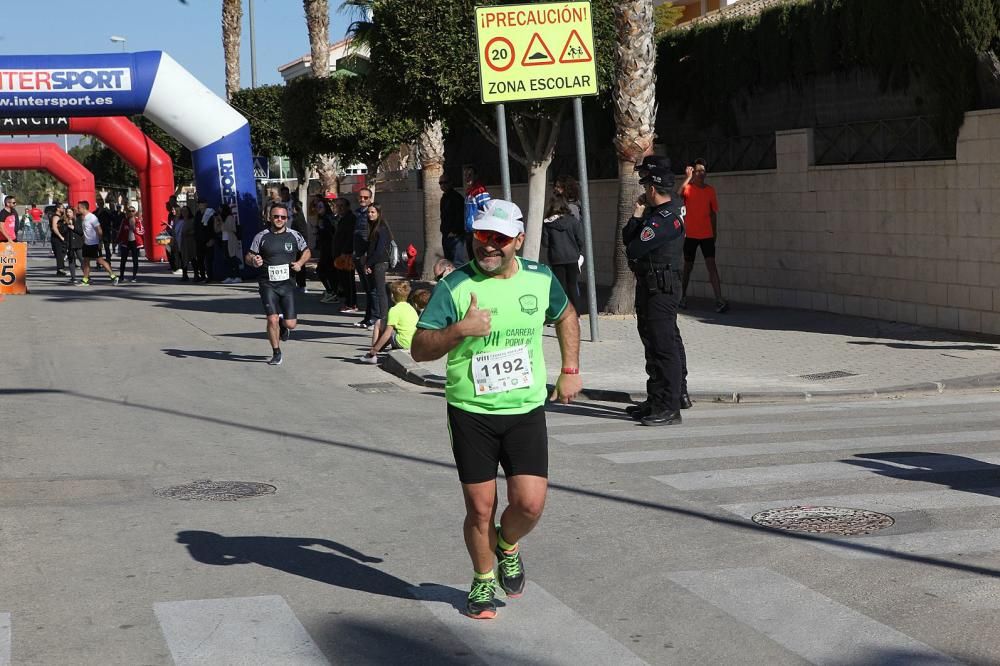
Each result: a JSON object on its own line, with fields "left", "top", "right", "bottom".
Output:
{"left": 413, "top": 199, "right": 582, "bottom": 619}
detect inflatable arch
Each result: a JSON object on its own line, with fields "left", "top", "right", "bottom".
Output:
{"left": 0, "top": 142, "right": 96, "bottom": 207}
{"left": 0, "top": 52, "right": 259, "bottom": 252}
{"left": 2, "top": 116, "right": 174, "bottom": 261}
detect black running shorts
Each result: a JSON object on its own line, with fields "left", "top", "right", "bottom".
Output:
{"left": 258, "top": 281, "right": 297, "bottom": 319}
{"left": 447, "top": 404, "right": 548, "bottom": 484}
{"left": 82, "top": 244, "right": 101, "bottom": 259}
{"left": 683, "top": 237, "right": 716, "bottom": 261}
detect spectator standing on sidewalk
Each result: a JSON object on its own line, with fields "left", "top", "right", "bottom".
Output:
{"left": 60, "top": 207, "right": 85, "bottom": 285}
{"left": 194, "top": 199, "right": 215, "bottom": 282}
{"left": 334, "top": 198, "right": 359, "bottom": 312}
{"left": 353, "top": 188, "right": 374, "bottom": 327}
{"left": 463, "top": 165, "right": 491, "bottom": 261}
{"left": 677, "top": 158, "right": 728, "bottom": 313}
{"left": 95, "top": 197, "right": 115, "bottom": 261}
{"left": 291, "top": 200, "right": 310, "bottom": 293}
{"left": 552, "top": 175, "right": 582, "bottom": 219}
{"left": 313, "top": 197, "right": 337, "bottom": 302}
{"left": 362, "top": 204, "right": 391, "bottom": 332}
{"left": 624, "top": 157, "right": 689, "bottom": 426}
{"left": 49, "top": 205, "right": 68, "bottom": 275}
{"left": 176, "top": 205, "right": 199, "bottom": 282}
{"left": 116, "top": 206, "right": 144, "bottom": 282}
{"left": 0, "top": 196, "right": 17, "bottom": 242}
{"left": 540, "top": 195, "right": 585, "bottom": 315}
{"left": 440, "top": 173, "right": 467, "bottom": 263}
{"left": 217, "top": 204, "right": 243, "bottom": 284}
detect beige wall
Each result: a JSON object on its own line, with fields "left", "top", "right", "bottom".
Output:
{"left": 689, "top": 109, "right": 1000, "bottom": 334}
{"left": 373, "top": 108, "right": 1000, "bottom": 334}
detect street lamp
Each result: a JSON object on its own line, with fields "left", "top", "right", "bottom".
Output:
{"left": 109, "top": 35, "right": 127, "bottom": 52}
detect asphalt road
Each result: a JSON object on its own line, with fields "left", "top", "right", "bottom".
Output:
{"left": 3, "top": 258, "right": 1000, "bottom": 664}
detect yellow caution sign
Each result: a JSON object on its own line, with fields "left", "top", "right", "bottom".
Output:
{"left": 475, "top": 2, "right": 598, "bottom": 104}
{"left": 0, "top": 242, "right": 27, "bottom": 295}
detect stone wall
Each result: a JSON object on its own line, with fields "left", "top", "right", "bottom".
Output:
{"left": 370, "top": 108, "right": 1000, "bottom": 334}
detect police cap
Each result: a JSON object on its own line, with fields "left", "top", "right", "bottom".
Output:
{"left": 633, "top": 155, "right": 672, "bottom": 173}
{"left": 638, "top": 164, "right": 675, "bottom": 188}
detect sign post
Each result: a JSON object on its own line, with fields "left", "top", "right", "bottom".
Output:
{"left": 475, "top": 1, "right": 600, "bottom": 341}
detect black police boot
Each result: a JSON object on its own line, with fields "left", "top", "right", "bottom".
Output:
{"left": 626, "top": 401, "right": 650, "bottom": 419}
{"left": 641, "top": 409, "right": 682, "bottom": 426}
{"left": 680, "top": 393, "right": 693, "bottom": 410}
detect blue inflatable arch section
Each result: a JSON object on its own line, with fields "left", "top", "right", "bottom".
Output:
{"left": 0, "top": 51, "right": 259, "bottom": 250}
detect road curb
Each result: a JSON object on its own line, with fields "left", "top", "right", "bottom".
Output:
{"left": 381, "top": 351, "right": 1000, "bottom": 405}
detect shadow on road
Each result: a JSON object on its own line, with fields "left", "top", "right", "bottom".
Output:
{"left": 318, "top": 615, "right": 479, "bottom": 665}
{"left": 845, "top": 452, "right": 1000, "bottom": 499}
{"left": 5, "top": 387, "right": 1000, "bottom": 580}
{"left": 847, "top": 340, "right": 1000, "bottom": 352}
{"left": 176, "top": 530, "right": 415, "bottom": 599}
{"left": 162, "top": 349, "right": 269, "bottom": 363}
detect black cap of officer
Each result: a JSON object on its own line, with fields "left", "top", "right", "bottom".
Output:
{"left": 638, "top": 164, "right": 675, "bottom": 188}
{"left": 634, "top": 155, "right": 672, "bottom": 173}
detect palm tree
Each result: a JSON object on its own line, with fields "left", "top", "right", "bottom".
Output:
{"left": 417, "top": 120, "right": 446, "bottom": 279}
{"left": 303, "top": 0, "right": 340, "bottom": 196}
{"left": 222, "top": 0, "right": 242, "bottom": 101}
{"left": 345, "top": 0, "right": 445, "bottom": 275}
{"left": 605, "top": 0, "right": 658, "bottom": 314}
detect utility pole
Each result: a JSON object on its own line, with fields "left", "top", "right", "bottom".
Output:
{"left": 249, "top": 0, "right": 258, "bottom": 88}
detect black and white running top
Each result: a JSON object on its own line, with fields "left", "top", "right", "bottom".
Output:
{"left": 249, "top": 228, "right": 308, "bottom": 284}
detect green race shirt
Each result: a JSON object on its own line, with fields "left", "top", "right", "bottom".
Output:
{"left": 417, "top": 258, "right": 569, "bottom": 414}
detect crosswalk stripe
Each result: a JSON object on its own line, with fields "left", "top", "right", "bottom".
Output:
{"left": 813, "top": 528, "right": 1000, "bottom": 560}
{"left": 721, "top": 487, "right": 1000, "bottom": 518}
{"left": 411, "top": 582, "right": 647, "bottom": 665}
{"left": 600, "top": 429, "right": 1000, "bottom": 464}
{"left": 652, "top": 452, "right": 1000, "bottom": 490}
{"left": 154, "top": 596, "right": 329, "bottom": 665}
{"left": 0, "top": 613, "right": 9, "bottom": 666}
{"left": 915, "top": 578, "right": 1000, "bottom": 610}
{"left": 550, "top": 394, "right": 1000, "bottom": 426}
{"left": 668, "top": 568, "right": 958, "bottom": 664}
{"left": 553, "top": 410, "right": 1000, "bottom": 445}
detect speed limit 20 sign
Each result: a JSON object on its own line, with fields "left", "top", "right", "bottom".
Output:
{"left": 0, "top": 242, "right": 27, "bottom": 295}
{"left": 475, "top": 2, "right": 598, "bottom": 104}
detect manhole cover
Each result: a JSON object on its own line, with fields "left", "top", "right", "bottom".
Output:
{"left": 154, "top": 480, "right": 276, "bottom": 501}
{"left": 349, "top": 382, "right": 405, "bottom": 394}
{"left": 798, "top": 370, "right": 858, "bottom": 381}
{"left": 751, "top": 506, "right": 894, "bottom": 536}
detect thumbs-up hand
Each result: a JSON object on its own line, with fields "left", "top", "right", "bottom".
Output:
{"left": 459, "top": 292, "right": 491, "bottom": 337}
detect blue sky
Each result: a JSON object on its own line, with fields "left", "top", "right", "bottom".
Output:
{"left": 1, "top": 0, "right": 355, "bottom": 144}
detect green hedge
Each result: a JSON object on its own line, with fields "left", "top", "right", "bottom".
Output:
{"left": 657, "top": 0, "right": 1000, "bottom": 142}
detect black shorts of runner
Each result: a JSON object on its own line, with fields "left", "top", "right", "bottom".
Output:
{"left": 683, "top": 237, "right": 716, "bottom": 262}
{"left": 258, "top": 281, "right": 297, "bottom": 319}
{"left": 447, "top": 404, "right": 548, "bottom": 484}
{"left": 82, "top": 244, "right": 101, "bottom": 259}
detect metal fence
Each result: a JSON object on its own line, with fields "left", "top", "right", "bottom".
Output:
{"left": 663, "top": 133, "right": 777, "bottom": 173}
{"left": 814, "top": 116, "right": 954, "bottom": 166}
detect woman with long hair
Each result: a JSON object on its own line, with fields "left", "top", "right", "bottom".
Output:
{"left": 359, "top": 203, "right": 390, "bottom": 330}
{"left": 116, "top": 205, "right": 144, "bottom": 282}
{"left": 313, "top": 197, "right": 338, "bottom": 302}
{"left": 541, "top": 195, "right": 584, "bottom": 314}
{"left": 177, "top": 205, "right": 198, "bottom": 282}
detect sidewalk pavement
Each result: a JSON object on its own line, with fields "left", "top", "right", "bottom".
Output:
{"left": 382, "top": 298, "right": 1000, "bottom": 403}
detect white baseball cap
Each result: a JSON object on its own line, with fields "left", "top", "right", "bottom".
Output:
{"left": 472, "top": 200, "right": 524, "bottom": 237}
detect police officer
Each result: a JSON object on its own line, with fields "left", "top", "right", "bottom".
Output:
{"left": 623, "top": 156, "right": 691, "bottom": 426}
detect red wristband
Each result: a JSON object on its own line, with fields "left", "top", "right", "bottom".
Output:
{"left": 561, "top": 367, "right": 580, "bottom": 375}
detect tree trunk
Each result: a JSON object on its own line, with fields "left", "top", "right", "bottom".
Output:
{"left": 222, "top": 0, "right": 242, "bottom": 101}
{"left": 520, "top": 155, "right": 553, "bottom": 262}
{"left": 315, "top": 156, "right": 340, "bottom": 195}
{"left": 605, "top": 160, "right": 641, "bottom": 313}
{"left": 418, "top": 120, "right": 445, "bottom": 279}
{"left": 605, "top": 0, "right": 658, "bottom": 314}
{"left": 304, "top": 0, "right": 330, "bottom": 78}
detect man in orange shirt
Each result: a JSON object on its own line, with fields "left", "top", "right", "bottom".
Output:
{"left": 677, "top": 158, "right": 728, "bottom": 313}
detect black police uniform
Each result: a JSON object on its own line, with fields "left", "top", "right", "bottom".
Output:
{"left": 624, "top": 166, "right": 689, "bottom": 425}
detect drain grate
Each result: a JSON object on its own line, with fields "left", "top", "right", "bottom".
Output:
{"left": 798, "top": 370, "right": 858, "bottom": 381}
{"left": 751, "top": 506, "right": 894, "bottom": 536}
{"left": 349, "top": 382, "right": 405, "bottom": 394}
{"left": 154, "top": 480, "right": 276, "bottom": 501}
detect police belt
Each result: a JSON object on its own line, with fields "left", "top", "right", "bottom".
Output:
{"left": 629, "top": 258, "right": 671, "bottom": 273}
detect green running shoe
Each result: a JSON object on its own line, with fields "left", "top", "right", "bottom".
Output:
{"left": 495, "top": 525, "right": 526, "bottom": 597}
{"left": 466, "top": 578, "right": 497, "bottom": 619}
